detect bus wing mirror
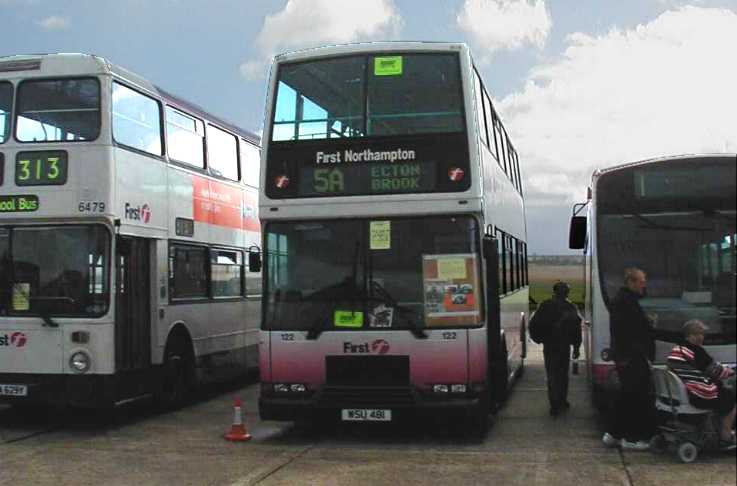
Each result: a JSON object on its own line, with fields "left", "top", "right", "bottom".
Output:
{"left": 569, "top": 216, "right": 587, "bottom": 250}
{"left": 248, "top": 248, "right": 262, "bottom": 273}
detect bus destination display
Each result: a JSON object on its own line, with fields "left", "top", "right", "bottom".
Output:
{"left": 16, "top": 151, "right": 68, "bottom": 186}
{"left": 266, "top": 133, "right": 470, "bottom": 198}
{"left": 300, "top": 162, "right": 435, "bottom": 196}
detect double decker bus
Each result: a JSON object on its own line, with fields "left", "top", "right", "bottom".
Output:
{"left": 0, "top": 53, "right": 262, "bottom": 408}
{"left": 569, "top": 154, "right": 736, "bottom": 406}
{"left": 256, "top": 42, "right": 529, "bottom": 431}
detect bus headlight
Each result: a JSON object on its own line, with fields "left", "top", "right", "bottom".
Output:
{"left": 432, "top": 384, "right": 449, "bottom": 394}
{"left": 70, "top": 351, "right": 91, "bottom": 373}
{"left": 451, "top": 384, "right": 467, "bottom": 394}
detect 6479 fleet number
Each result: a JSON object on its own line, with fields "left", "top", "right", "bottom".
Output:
{"left": 78, "top": 201, "right": 106, "bottom": 213}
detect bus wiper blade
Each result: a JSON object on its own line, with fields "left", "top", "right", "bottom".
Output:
{"left": 31, "top": 296, "right": 76, "bottom": 328}
{"left": 409, "top": 326, "right": 428, "bottom": 339}
{"left": 7, "top": 283, "right": 61, "bottom": 327}
{"left": 306, "top": 316, "right": 329, "bottom": 340}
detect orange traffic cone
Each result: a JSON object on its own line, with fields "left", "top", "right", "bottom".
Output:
{"left": 224, "top": 397, "right": 252, "bottom": 442}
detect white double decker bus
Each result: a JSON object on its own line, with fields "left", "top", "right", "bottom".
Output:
{"left": 256, "top": 42, "right": 529, "bottom": 432}
{"left": 0, "top": 54, "right": 262, "bottom": 408}
{"left": 569, "top": 154, "right": 736, "bottom": 407}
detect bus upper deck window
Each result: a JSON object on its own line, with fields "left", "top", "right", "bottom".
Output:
{"left": 16, "top": 78, "right": 100, "bottom": 143}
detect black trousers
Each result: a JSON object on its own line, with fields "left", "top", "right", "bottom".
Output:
{"left": 544, "top": 347, "right": 570, "bottom": 411}
{"left": 611, "top": 356, "right": 657, "bottom": 441}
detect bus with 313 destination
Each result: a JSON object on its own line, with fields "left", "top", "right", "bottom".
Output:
{"left": 569, "top": 154, "right": 737, "bottom": 408}
{"left": 0, "top": 53, "right": 262, "bottom": 409}
{"left": 256, "top": 42, "right": 529, "bottom": 432}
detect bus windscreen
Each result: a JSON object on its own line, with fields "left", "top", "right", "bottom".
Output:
{"left": 263, "top": 216, "right": 483, "bottom": 332}
{"left": 266, "top": 53, "right": 469, "bottom": 198}
{"left": 0, "top": 225, "right": 110, "bottom": 317}
{"left": 597, "top": 159, "right": 736, "bottom": 345}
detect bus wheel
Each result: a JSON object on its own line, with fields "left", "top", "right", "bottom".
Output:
{"left": 467, "top": 403, "right": 490, "bottom": 439}
{"left": 156, "top": 337, "right": 194, "bottom": 410}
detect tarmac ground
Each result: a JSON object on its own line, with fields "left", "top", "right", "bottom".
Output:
{"left": 1, "top": 343, "right": 735, "bottom": 486}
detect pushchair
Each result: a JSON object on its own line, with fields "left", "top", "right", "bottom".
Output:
{"left": 650, "top": 366, "right": 730, "bottom": 463}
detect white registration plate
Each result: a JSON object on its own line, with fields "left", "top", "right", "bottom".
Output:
{"left": 0, "top": 384, "right": 28, "bottom": 397}
{"left": 341, "top": 409, "right": 391, "bottom": 422}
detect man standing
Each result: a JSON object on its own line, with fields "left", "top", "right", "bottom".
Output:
{"left": 530, "top": 281, "right": 582, "bottom": 417}
{"left": 602, "top": 267, "right": 677, "bottom": 450}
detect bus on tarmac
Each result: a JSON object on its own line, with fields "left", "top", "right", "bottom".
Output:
{"left": 256, "top": 42, "right": 529, "bottom": 432}
{"left": 0, "top": 53, "right": 262, "bottom": 409}
{"left": 569, "top": 154, "right": 736, "bottom": 407}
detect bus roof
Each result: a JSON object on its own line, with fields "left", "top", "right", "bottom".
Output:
{"left": 0, "top": 52, "right": 259, "bottom": 145}
{"left": 273, "top": 41, "right": 470, "bottom": 65}
{"left": 594, "top": 153, "right": 736, "bottom": 179}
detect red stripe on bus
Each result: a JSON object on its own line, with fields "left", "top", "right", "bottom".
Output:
{"left": 192, "top": 176, "right": 258, "bottom": 231}
{"left": 242, "top": 191, "right": 259, "bottom": 233}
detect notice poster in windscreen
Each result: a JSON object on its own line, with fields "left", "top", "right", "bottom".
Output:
{"left": 422, "top": 253, "right": 481, "bottom": 327}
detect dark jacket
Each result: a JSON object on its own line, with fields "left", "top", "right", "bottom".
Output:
{"left": 530, "top": 296, "right": 582, "bottom": 351}
{"left": 610, "top": 287, "right": 679, "bottom": 362}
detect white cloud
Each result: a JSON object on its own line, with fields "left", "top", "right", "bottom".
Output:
{"left": 456, "top": 0, "right": 551, "bottom": 61}
{"left": 240, "top": 0, "right": 403, "bottom": 81}
{"left": 35, "top": 15, "right": 70, "bottom": 31}
{"left": 496, "top": 6, "right": 737, "bottom": 207}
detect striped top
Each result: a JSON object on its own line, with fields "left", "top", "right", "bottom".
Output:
{"left": 667, "top": 343, "right": 733, "bottom": 400}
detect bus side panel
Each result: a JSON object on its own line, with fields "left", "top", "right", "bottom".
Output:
{"left": 152, "top": 239, "right": 168, "bottom": 365}
{"left": 468, "top": 327, "right": 488, "bottom": 384}
{"left": 500, "top": 289, "right": 528, "bottom": 365}
{"left": 259, "top": 331, "right": 271, "bottom": 382}
{"left": 114, "top": 148, "right": 168, "bottom": 239}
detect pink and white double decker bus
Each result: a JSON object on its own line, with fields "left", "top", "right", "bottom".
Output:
{"left": 256, "top": 42, "right": 529, "bottom": 432}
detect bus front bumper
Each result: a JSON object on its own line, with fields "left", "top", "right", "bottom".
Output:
{"left": 259, "top": 385, "right": 486, "bottom": 422}
{"left": 0, "top": 373, "right": 115, "bottom": 408}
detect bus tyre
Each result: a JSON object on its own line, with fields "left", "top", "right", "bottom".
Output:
{"left": 467, "top": 403, "right": 489, "bottom": 438}
{"left": 156, "top": 337, "right": 194, "bottom": 410}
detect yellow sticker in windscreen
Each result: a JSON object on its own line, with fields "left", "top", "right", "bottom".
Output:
{"left": 334, "top": 310, "right": 364, "bottom": 328}
{"left": 370, "top": 221, "right": 391, "bottom": 250}
{"left": 12, "top": 283, "right": 30, "bottom": 311}
{"left": 437, "top": 258, "right": 467, "bottom": 280}
{"left": 374, "top": 56, "right": 403, "bottom": 76}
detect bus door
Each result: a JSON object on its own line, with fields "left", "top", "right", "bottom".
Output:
{"left": 115, "top": 236, "right": 151, "bottom": 371}
{"left": 483, "top": 236, "right": 504, "bottom": 402}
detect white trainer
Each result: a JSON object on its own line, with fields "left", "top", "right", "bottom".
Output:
{"left": 621, "top": 439, "right": 650, "bottom": 451}
{"left": 602, "top": 432, "right": 621, "bottom": 448}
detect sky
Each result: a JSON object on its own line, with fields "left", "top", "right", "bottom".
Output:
{"left": 2, "top": 0, "right": 736, "bottom": 254}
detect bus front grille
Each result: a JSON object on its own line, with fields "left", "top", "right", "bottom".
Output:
{"left": 317, "top": 386, "right": 415, "bottom": 408}
{"left": 325, "top": 355, "right": 410, "bottom": 386}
